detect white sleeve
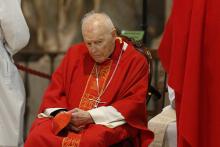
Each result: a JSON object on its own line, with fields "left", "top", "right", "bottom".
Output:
{"left": 88, "top": 106, "right": 126, "bottom": 128}
{"left": 0, "top": 0, "right": 30, "bottom": 55}
{"left": 168, "top": 84, "right": 175, "bottom": 109}
{"left": 37, "top": 108, "right": 66, "bottom": 118}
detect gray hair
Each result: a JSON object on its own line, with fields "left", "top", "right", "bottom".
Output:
{"left": 81, "top": 11, "right": 115, "bottom": 32}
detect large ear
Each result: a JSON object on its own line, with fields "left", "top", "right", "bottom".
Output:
{"left": 111, "top": 28, "right": 117, "bottom": 37}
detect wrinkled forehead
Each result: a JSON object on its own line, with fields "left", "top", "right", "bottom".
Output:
{"left": 82, "top": 22, "right": 110, "bottom": 40}
{"left": 82, "top": 20, "right": 110, "bottom": 33}
{"left": 83, "top": 29, "right": 107, "bottom": 42}
{"left": 83, "top": 21, "right": 103, "bottom": 32}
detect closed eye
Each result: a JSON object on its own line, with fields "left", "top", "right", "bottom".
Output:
{"left": 95, "top": 40, "right": 102, "bottom": 45}
{"left": 86, "top": 42, "right": 92, "bottom": 46}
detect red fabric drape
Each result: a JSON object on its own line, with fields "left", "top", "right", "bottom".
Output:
{"left": 158, "top": 0, "right": 220, "bottom": 146}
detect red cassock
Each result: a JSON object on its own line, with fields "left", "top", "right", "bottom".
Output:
{"left": 159, "top": 0, "right": 220, "bottom": 146}
{"left": 25, "top": 38, "right": 153, "bottom": 147}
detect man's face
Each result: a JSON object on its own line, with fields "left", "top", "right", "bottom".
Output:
{"left": 83, "top": 26, "right": 115, "bottom": 63}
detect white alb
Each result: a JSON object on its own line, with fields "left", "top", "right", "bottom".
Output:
{"left": 0, "top": 0, "right": 30, "bottom": 146}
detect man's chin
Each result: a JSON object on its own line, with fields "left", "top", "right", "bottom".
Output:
{"left": 94, "top": 58, "right": 107, "bottom": 63}
{"left": 95, "top": 59, "right": 105, "bottom": 63}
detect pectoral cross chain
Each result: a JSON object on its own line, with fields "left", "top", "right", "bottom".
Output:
{"left": 88, "top": 98, "right": 106, "bottom": 108}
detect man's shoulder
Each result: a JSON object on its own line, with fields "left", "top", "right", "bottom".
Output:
{"left": 126, "top": 42, "right": 148, "bottom": 63}
{"left": 68, "top": 42, "right": 87, "bottom": 54}
{"left": 65, "top": 42, "right": 88, "bottom": 58}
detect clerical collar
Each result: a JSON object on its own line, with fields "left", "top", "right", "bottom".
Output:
{"left": 108, "top": 37, "right": 126, "bottom": 61}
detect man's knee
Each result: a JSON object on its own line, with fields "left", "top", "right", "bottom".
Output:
{"left": 80, "top": 126, "right": 109, "bottom": 147}
{"left": 25, "top": 130, "right": 42, "bottom": 146}
{"left": 25, "top": 119, "right": 58, "bottom": 146}
{"left": 81, "top": 135, "right": 105, "bottom": 147}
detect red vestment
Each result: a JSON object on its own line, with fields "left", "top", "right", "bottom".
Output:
{"left": 159, "top": 0, "right": 220, "bottom": 146}
{"left": 25, "top": 39, "right": 153, "bottom": 147}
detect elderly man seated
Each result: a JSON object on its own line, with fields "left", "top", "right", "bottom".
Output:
{"left": 24, "top": 11, "right": 153, "bottom": 147}
{"left": 148, "top": 85, "right": 177, "bottom": 147}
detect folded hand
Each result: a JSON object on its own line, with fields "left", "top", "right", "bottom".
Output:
{"left": 68, "top": 108, "right": 94, "bottom": 128}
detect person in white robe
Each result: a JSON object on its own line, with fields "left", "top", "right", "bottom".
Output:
{"left": 0, "top": 0, "right": 30, "bottom": 146}
{"left": 148, "top": 85, "right": 177, "bottom": 147}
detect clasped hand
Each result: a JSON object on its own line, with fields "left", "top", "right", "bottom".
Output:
{"left": 67, "top": 108, "right": 94, "bottom": 132}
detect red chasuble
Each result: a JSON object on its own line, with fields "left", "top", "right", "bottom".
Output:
{"left": 158, "top": 0, "right": 220, "bottom": 146}
{"left": 25, "top": 38, "right": 153, "bottom": 147}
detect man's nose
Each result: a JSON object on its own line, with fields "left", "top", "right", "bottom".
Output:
{"left": 90, "top": 44, "right": 98, "bottom": 53}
